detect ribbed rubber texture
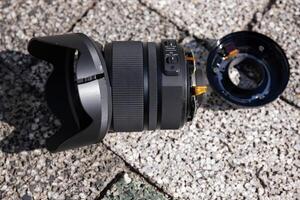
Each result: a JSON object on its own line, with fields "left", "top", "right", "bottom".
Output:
{"left": 147, "top": 43, "right": 158, "bottom": 130}
{"left": 111, "top": 42, "right": 144, "bottom": 131}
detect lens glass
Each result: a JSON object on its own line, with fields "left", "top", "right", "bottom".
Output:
{"left": 227, "top": 54, "right": 265, "bottom": 90}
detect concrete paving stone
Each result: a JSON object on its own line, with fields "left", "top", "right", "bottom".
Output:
{"left": 139, "top": 0, "right": 269, "bottom": 39}
{"left": 101, "top": 172, "right": 168, "bottom": 200}
{"left": 0, "top": 1, "right": 299, "bottom": 199}
{"left": 253, "top": 0, "right": 300, "bottom": 107}
{"left": 103, "top": 39, "right": 300, "bottom": 200}
{"left": 8, "top": 0, "right": 183, "bottom": 90}
{"left": 0, "top": 0, "right": 95, "bottom": 51}
{"left": 1, "top": 0, "right": 183, "bottom": 114}
{"left": 0, "top": 145, "right": 125, "bottom": 200}
{"left": 0, "top": 52, "right": 126, "bottom": 200}
{"left": 104, "top": 97, "right": 300, "bottom": 200}
{"left": 73, "top": 0, "right": 182, "bottom": 44}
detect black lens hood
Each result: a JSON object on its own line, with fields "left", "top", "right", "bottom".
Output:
{"left": 207, "top": 31, "right": 290, "bottom": 107}
{"left": 28, "top": 33, "right": 111, "bottom": 152}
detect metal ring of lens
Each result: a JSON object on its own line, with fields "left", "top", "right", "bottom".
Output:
{"left": 206, "top": 31, "right": 290, "bottom": 107}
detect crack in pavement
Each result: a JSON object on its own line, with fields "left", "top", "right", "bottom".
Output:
{"left": 67, "top": 1, "right": 98, "bottom": 33}
{"left": 137, "top": 0, "right": 212, "bottom": 50}
{"left": 246, "top": 0, "right": 277, "bottom": 31}
{"left": 256, "top": 166, "right": 267, "bottom": 189}
{"left": 102, "top": 142, "right": 174, "bottom": 200}
{"left": 96, "top": 171, "right": 125, "bottom": 200}
{"left": 137, "top": 0, "right": 185, "bottom": 33}
{"left": 280, "top": 96, "right": 300, "bottom": 110}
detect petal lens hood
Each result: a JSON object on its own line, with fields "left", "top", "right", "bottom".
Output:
{"left": 28, "top": 33, "right": 111, "bottom": 152}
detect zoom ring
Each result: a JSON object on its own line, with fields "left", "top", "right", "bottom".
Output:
{"left": 111, "top": 42, "right": 144, "bottom": 131}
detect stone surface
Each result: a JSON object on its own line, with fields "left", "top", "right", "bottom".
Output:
{"left": 0, "top": 145, "right": 125, "bottom": 200}
{"left": 0, "top": 0, "right": 300, "bottom": 199}
{"left": 253, "top": 0, "right": 300, "bottom": 107}
{"left": 0, "top": 52, "right": 125, "bottom": 200}
{"left": 105, "top": 97, "right": 300, "bottom": 199}
{"left": 73, "top": 0, "right": 182, "bottom": 44}
{"left": 101, "top": 172, "right": 168, "bottom": 200}
{"left": 140, "top": 0, "right": 269, "bottom": 39}
{"left": 103, "top": 38, "right": 300, "bottom": 200}
{"left": 0, "top": 0, "right": 95, "bottom": 51}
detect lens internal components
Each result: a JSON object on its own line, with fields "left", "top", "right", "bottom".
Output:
{"left": 206, "top": 31, "right": 289, "bottom": 107}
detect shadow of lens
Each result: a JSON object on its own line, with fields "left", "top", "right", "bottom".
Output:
{"left": 0, "top": 51, "right": 59, "bottom": 153}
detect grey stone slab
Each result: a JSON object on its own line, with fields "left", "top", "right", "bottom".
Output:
{"left": 0, "top": 52, "right": 125, "bottom": 200}
{"left": 104, "top": 39, "right": 300, "bottom": 199}
{"left": 73, "top": 0, "right": 182, "bottom": 44}
{"left": 101, "top": 172, "right": 168, "bottom": 200}
{"left": 0, "top": 0, "right": 95, "bottom": 51}
{"left": 0, "top": 1, "right": 298, "bottom": 200}
{"left": 253, "top": 0, "right": 300, "bottom": 107}
{"left": 105, "top": 99, "right": 300, "bottom": 200}
{"left": 1, "top": 0, "right": 182, "bottom": 92}
{"left": 140, "top": 0, "right": 269, "bottom": 39}
{"left": 0, "top": 145, "right": 125, "bottom": 200}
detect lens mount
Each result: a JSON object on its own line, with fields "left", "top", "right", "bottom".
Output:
{"left": 207, "top": 31, "right": 290, "bottom": 107}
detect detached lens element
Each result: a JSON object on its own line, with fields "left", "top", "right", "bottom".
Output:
{"left": 207, "top": 31, "right": 289, "bottom": 107}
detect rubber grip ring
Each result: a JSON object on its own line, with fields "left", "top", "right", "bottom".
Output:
{"left": 111, "top": 42, "right": 144, "bottom": 131}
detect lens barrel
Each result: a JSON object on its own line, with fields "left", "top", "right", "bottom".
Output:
{"left": 27, "top": 35, "right": 194, "bottom": 151}
{"left": 104, "top": 40, "right": 190, "bottom": 132}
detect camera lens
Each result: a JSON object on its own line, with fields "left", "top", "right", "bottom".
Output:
{"left": 28, "top": 34, "right": 197, "bottom": 151}
{"left": 207, "top": 31, "right": 289, "bottom": 107}
{"left": 27, "top": 31, "right": 289, "bottom": 152}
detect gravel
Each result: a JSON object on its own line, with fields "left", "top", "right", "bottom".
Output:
{"left": 253, "top": 0, "right": 300, "bottom": 107}
{"left": 139, "top": 0, "right": 269, "bottom": 39}
{"left": 0, "top": 0, "right": 95, "bottom": 51}
{"left": 0, "top": 145, "right": 125, "bottom": 199}
{"left": 0, "top": 0, "right": 299, "bottom": 199}
{"left": 73, "top": 0, "right": 182, "bottom": 44}
{"left": 104, "top": 97, "right": 300, "bottom": 199}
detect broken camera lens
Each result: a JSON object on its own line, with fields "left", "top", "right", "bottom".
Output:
{"left": 27, "top": 31, "right": 289, "bottom": 152}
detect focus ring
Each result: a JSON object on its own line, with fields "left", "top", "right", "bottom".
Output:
{"left": 111, "top": 42, "right": 144, "bottom": 131}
